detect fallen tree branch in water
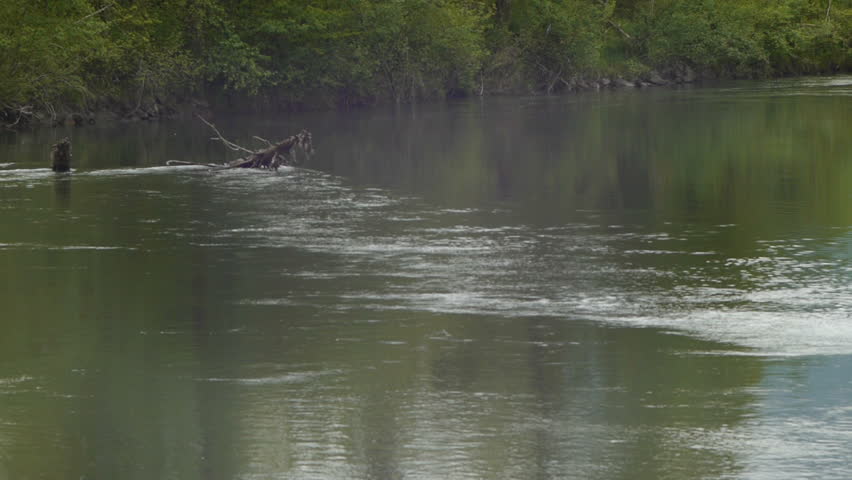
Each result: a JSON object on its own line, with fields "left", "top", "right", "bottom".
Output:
{"left": 164, "top": 160, "right": 222, "bottom": 168}
{"left": 166, "top": 115, "right": 314, "bottom": 171}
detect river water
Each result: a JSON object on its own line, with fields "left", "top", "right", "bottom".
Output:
{"left": 0, "top": 77, "right": 850, "bottom": 479}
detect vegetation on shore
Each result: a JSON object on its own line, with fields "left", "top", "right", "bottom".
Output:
{"left": 1, "top": 0, "right": 849, "bottom": 127}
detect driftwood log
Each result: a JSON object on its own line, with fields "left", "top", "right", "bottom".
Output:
{"left": 167, "top": 116, "right": 313, "bottom": 171}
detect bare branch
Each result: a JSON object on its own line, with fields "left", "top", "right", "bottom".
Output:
{"left": 77, "top": 3, "right": 113, "bottom": 23}
{"left": 607, "top": 19, "right": 632, "bottom": 40}
{"left": 166, "top": 160, "right": 223, "bottom": 167}
{"left": 594, "top": 0, "right": 632, "bottom": 40}
{"left": 3, "top": 105, "right": 33, "bottom": 128}
{"left": 131, "top": 66, "right": 147, "bottom": 115}
{"left": 252, "top": 136, "right": 274, "bottom": 148}
{"left": 196, "top": 114, "right": 255, "bottom": 154}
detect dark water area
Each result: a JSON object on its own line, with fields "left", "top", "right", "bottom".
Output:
{"left": 0, "top": 77, "right": 850, "bottom": 479}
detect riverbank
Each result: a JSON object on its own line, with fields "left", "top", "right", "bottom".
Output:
{"left": 0, "top": 98, "right": 202, "bottom": 130}
{"left": 2, "top": 0, "right": 848, "bottom": 130}
{"left": 2, "top": 63, "right": 824, "bottom": 131}
{"left": 1, "top": 66, "right": 702, "bottom": 130}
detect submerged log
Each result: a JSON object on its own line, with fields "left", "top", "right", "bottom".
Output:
{"left": 51, "top": 138, "right": 72, "bottom": 172}
{"left": 166, "top": 116, "right": 313, "bottom": 171}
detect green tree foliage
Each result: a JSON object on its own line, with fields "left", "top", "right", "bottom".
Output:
{"left": 630, "top": 0, "right": 851, "bottom": 76}
{"left": 357, "top": 0, "right": 487, "bottom": 102}
{"left": 0, "top": 0, "right": 849, "bottom": 121}
{"left": 507, "top": 0, "right": 609, "bottom": 90}
{"left": 638, "top": 0, "right": 771, "bottom": 75}
{"left": 216, "top": 0, "right": 487, "bottom": 106}
{"left": 0, "top": 0, "right": 197, "bottom": 120}
{"left": 0, "top": 1, "right": 112, "bottom": 111}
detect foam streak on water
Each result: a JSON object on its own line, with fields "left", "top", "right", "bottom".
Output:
{"left": 196, "top": 169, "right": 852, "bottom": 358}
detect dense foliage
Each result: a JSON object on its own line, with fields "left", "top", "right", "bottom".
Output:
{"left": 1, "top": 0, "right": 849, "bottom": 121}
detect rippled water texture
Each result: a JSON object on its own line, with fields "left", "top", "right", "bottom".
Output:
{"left": 1, "top": 77, "right": 850, "bottom": 479}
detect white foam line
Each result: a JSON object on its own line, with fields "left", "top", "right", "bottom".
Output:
{"left": 0, "top": 243, "right": 136, "bottom": 251}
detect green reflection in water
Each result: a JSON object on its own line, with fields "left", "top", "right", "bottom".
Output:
{"left": 312, "top": 79, "right": 852, "bottom": 231}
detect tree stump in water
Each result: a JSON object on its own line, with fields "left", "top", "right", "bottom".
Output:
{"left": 51, "top": 138, "right": 72, "bottom": 172}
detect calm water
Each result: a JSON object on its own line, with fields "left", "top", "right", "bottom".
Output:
{"left": 1, "top": 77, "right": 851, "bottom": 479}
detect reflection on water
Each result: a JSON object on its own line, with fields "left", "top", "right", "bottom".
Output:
{"left": 0, "top": 76, "right": 850, "bottom": 479}
{"left": 53, "top": 175, "right": 72, "bottom": 209}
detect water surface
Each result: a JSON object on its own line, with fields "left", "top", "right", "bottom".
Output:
{"left": 1, "top": 76, "right": 851, "bottom": 479}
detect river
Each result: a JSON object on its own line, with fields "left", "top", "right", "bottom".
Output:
{"left": 1, "top": 77, "right": 850, "bottom": 479}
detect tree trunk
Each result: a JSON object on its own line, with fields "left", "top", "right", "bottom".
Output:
{"left": 166, "top": 117, "right": 313, "bottom": 171}
{"left": 222, "top": 132, "right": 312, "bottom": 170}
{"left": 51, "top": 138, "right": 72, "bottom": 172}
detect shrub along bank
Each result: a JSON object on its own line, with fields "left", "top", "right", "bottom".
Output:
{"left": 1, "top": 0, "right": 849, "bottom": 127}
